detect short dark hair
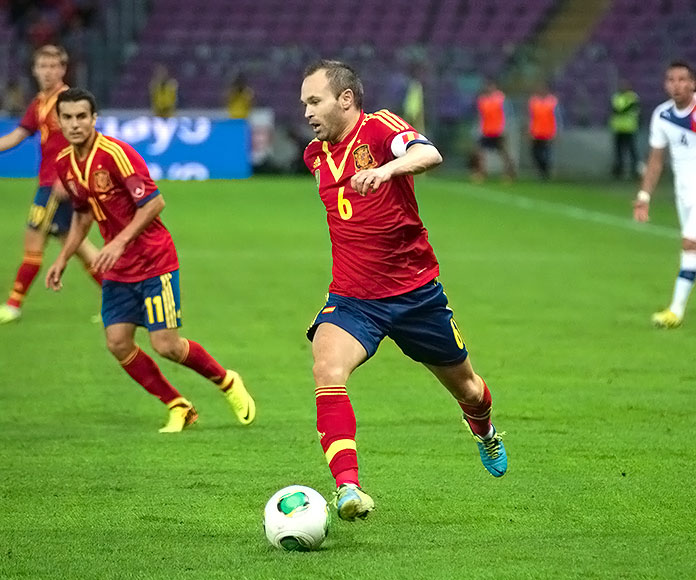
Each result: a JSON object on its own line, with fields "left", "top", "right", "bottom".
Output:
{"left": 667, "top": 60, "right": 695, "bottom": 80}
{"left": 304, "top": 59, "right": 364, "bottom": 109}
{"left": 57, "top": 87, "right": 98, "bottom": 115}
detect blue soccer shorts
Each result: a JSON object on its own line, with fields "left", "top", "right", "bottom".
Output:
{"left": 101, "top": 270, "right": 182, "bottom": 331}
{"left": 306, "top": 280, "right": 469, "bottom": 366}
{"left": 27, "top": 186, "right": 73, "bottom": 236}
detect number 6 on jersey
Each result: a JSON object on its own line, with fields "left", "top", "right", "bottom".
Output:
{"left": 337, "top": 186, "right": 352, "bottom": 220}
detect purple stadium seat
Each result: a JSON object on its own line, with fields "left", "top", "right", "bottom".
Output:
{"left": 108, "top": 0, "right": 556, "bottom": 115}
{"left": 558, "top": 0, "right": 696, "bottom": 124}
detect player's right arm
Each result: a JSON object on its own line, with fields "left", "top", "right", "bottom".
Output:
{"left": 633, "top": 147, "right": 665, "bottom": 223}
{"left": 352, "top": 141, "right": 442, "bottom": 196}
{"left": 45, "top": 209, "right": 94, "bottom": 291}
{"left": 0, "top": 126, "right": 30, "bottom": 152}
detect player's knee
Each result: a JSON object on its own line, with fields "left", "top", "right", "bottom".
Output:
{"left": 458, "top": 375, "right": 484, "bottom": 405}
{"left": 312, "top": 359, "right": 347, "bottom": 386}
{"left": 106, "top": 336, "right": 135, "bottom": 360}
{"left": 150, "top": 334, "right": 185, "bottom": 361}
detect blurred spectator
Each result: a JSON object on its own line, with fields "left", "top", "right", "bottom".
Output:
{"left": 225, "top": 74, "right": 254, "bottom": 119}
{"left": 402, "top": 64, "right": 426, "bottom": 134}
{"left": 2, "top": 78, "right": 27, "bottom": 116}
{"left": 471, "top": 78, "right": 516, "bottom": 181}
{"left": 528, "top": 82, "right": 560, "bottom": 180}
{"left": 26, "top": 8, "right": 59, "bottom": 48}
{"left": 610, "top": 79, "right": 640, "bottom": 179}
{"left": 149, "top": 64, "right": 178, "bottom": 118}
{"left": 9, "top": 0, "right": 34, "bottom": 38}
{"left": 62, "top": 13, "right": 89, "bottom": 87}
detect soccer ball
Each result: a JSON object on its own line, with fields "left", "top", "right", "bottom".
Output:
{"left": 263, "top": 485, "right": 330, "bottom": 551}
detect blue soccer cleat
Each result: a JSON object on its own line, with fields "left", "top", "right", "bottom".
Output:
{"left": 465, "top": 421, "right": 507, "bottom": 477}
{"left": 334, "top": 484, "right": 375, "bottom": 521}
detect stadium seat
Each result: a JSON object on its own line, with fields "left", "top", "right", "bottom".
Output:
{"left": 105, "top": 0, "right": 556, "bottom": 114}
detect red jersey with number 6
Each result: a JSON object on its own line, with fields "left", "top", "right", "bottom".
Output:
{"left": 303, "top": 109, "right": 439, "bottom": 299}
{"left": 55, "top": 132, "right": 178, "bottom": 282}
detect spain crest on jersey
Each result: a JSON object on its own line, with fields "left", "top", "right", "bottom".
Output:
{"left": 93, "top": 170, "right": 114, "bottom": 193}
{"left": 353, "top": 144, "right": 377, "bottom": 171}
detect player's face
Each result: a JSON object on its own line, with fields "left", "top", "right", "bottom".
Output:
{"left": 57, "top": 100, "right": 97, "bottom": 146}
{"left": 301, "top": 70, "right": 349, "bottom": 143}
{"left": 33, "top": 56, "right": 66, "bottom": 91}
{"left": 665, "top": 67, "right": 696, "bottom": 107}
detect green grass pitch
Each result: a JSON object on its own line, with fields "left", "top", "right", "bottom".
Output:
{"left": 0, "top": 175, "right": 694, "bottom": 579}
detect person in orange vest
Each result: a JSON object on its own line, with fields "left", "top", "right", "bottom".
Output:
{"left": 528, "top": 82, "right": 559, "bottom": 180}
{"left": 472, "top": 79, "right": 516, "bottom": 181}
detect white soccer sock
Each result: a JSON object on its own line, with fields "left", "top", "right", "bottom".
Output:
{"left": 668, "top": 251, "right": 696, "bottom": 317}
{"left": 669, "top": 278, "right": 693, "bottom": 317}
{"left": 481, "top": 425, "right": 495, "bottom": 440}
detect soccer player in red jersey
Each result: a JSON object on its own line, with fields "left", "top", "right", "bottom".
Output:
{"left": 0, "top": 45, "right": 101, "bottom": 324}
{"left": 301, "top": 60, "right": 508, "bottom": 521}
{"left": 45, "top": 88, "right": 256, "bottom": 433}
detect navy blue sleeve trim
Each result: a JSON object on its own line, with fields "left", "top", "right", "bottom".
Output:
{"left": 135, "top": 188, "right": 160, "bottom": 207}
{"left": 405, "top": 139, "right": 433, "bottom": 150}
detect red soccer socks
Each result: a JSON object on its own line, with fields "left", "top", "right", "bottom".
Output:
{"left": 120, "top": 346, "right": 181, "bottom": 404}
{"left": 7, "top": 252, "right": 42, "bottom": 308}
{"left": 315, "top": 385, "right": 360, "bottom": 487}
{"left": 458, "top": 379, "right": 493, "bottom": 438}
{"left": 177, "top": 339, "right": 227, "bottom": 384}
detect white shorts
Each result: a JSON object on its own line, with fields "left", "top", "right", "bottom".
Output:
{"left": 676, "top": 195, "right": 696, "bottom": 240}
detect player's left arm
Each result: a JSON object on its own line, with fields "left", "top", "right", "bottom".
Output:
{"left": 351, "top": 142, "right": 442, "bottom": 196}
{"left": 50, "top": 178, "right": 69, "bottom": 201}
{"left": 46, "top": 209, "right": 94, "bottom": 291}
{"left": 92, "top": 194, "right": 165, "bottom": 273}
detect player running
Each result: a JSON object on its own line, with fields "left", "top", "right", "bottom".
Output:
{"left": 45, "top": 88, "right": 255, "bottom": 432}
{"left": 0, "top": 45, "right": 101, "bottom": 324}
{"left": 300, "top": 60, "right": 508, "bottom": 522}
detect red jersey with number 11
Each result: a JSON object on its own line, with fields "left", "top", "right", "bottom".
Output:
{"left": 304, "top": 110, "right": 439, "bottom": 299}
{"left": 55, "top": 132, "right": 179, "bottom": 283}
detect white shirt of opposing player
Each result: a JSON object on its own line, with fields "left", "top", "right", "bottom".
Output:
{"left": 649, "top": 96, "right": 696, "bottom": 199}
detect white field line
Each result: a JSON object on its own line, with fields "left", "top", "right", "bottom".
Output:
{"left": 445, "top": 183, "right": 680, "bottom": 239}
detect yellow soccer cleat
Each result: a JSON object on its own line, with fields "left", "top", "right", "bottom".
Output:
{"left": 651, "top": 309, "right": 682, "bottom": 329}
{"left": 334, "top": 484, "right": 375, "bottom": 522}
{"left": 220, "top": 370, "right": 256, "bottom": 425}
{"left": 0, "top": 304, "right": 21, "bottom": 325}
{"left": 158, "top": 397, "right": 198, "bottom": 433}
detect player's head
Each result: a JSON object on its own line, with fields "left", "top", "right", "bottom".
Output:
{"left": 665, "top": 61, "right": 696, "bottom": 106}
{"left": 301, "top": 60, "right": 363, "bottom": 143}
{"left": 32, "top": 45, "right": 68, "bottom": 91}
{"left": 56, "top": 88, "right": 98, "bottom": 146}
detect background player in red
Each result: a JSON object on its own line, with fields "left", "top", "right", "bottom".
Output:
{"left": 45, "top": 88, "right": 256, "bottom": 433}
{"left": 300, "top": 60, "right": 508, "bottom": 522}
{"left": 0, "top": 45, "right": 101, "bottom": 324}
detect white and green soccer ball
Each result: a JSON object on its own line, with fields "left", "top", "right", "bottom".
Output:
{"left": 263, "top": 485, "right": 330, "bottom": 551}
